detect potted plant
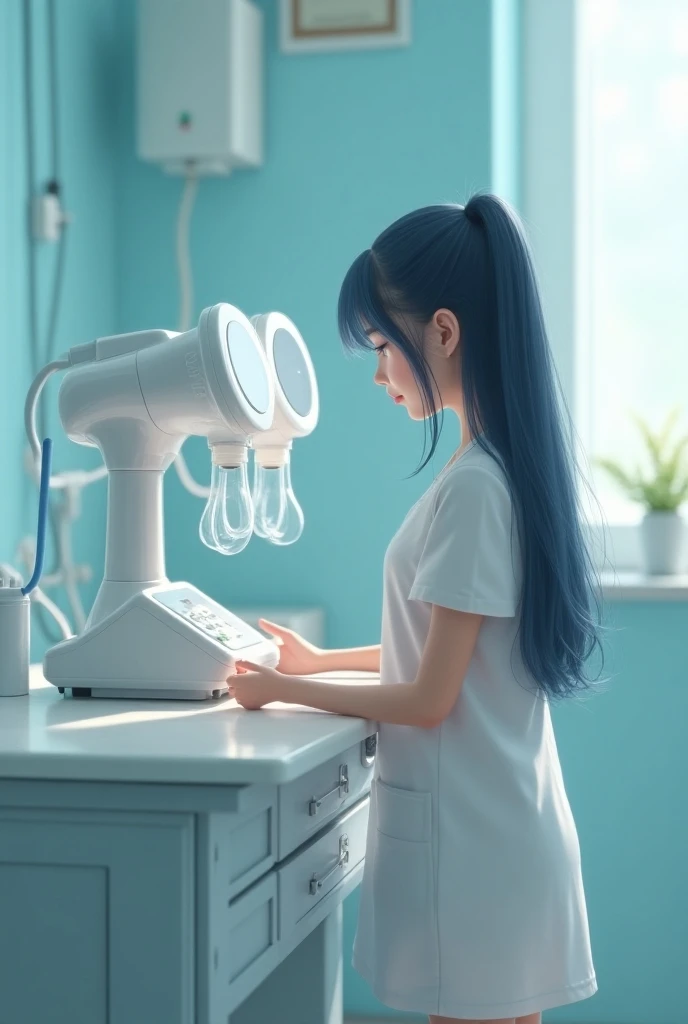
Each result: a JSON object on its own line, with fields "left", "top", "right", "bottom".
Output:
{"left": 597, "top": 409, "right": 688, "bottom": 575}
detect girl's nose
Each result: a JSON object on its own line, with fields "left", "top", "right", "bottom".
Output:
{"left": 373, "top": 367, "right": 387, "bottom": 386}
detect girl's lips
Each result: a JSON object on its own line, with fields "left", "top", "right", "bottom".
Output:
{"left": 394, "top": 395, "right": 404, "bottom": 404}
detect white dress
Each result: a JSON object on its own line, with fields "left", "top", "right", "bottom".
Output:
{"left": 353, "top": 440, "right": 598, "bottom": 1019}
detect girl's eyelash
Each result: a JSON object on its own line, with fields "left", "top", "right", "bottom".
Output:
{"left": 373, "top": 343, "right": 388, "bottom": 354}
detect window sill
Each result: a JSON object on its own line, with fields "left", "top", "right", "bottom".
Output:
{"left": 599, "top": 571, "right": 688, "bottom": 602}
{"left": 584, "top": 521, "right": 688, "bottom": 580}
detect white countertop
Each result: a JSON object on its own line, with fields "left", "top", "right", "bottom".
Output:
{"left": 0, "top": 667, "right": 379, "bottom": 786}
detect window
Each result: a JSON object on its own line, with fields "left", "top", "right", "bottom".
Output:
{"left": 522, "top": 0, "right": 688, "bottom": 568}
{"left": 576, "top": 0, "right": 688, "bottom": 525}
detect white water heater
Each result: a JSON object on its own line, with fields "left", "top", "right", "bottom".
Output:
{"left": 136, "top": 0, "right": 263, "bottom": 175}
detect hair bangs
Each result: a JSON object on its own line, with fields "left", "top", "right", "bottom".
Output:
{"left": 337, "top": 250, "right": 394, "bottom": 356}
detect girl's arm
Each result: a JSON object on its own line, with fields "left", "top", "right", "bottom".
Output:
{"left": 234, "top": 605, "right": 483, "bottom": 728}
{"left": 318, "top": 645, "right": 380, "bottom": 673}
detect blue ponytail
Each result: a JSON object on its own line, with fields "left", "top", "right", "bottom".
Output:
{"left": 338, "top": 194, "right": 604, "bottom": 702}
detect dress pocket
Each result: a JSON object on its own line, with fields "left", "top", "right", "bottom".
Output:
{"left": 369, "top": 779, "right": 438, "bottom": 992}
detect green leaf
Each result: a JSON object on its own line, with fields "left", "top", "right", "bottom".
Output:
{"left": 658, "top": 407, "right": 681, "bottom": 449}
{"left": 596, "top": 458, "right": 639, "bottom": 495}
{"left": 631, "top": 412, "right": 663, "bottom": 475}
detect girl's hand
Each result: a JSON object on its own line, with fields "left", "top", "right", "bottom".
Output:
{"left": 249, "top": 618, "right": 323, "bottom": 676}
{"left": 228, "top": 660, "right": 288, "bottom": 710}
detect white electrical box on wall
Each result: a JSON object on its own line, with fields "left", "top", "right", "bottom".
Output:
{"left": 136, "top": 0, "right": 263, "bottom": 175}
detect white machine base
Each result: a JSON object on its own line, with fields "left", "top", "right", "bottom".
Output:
{"left": 59, "top": 686, "right": 229, "bottom": 701}
{"left": 44, "top": 582, "right": 279, "bottom": 701}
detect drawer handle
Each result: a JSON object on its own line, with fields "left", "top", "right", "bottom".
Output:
{"left": 308, "top": 764, "right": 349, "bottom": 817}
{"left": 309, "top": 834, "right": 349, "bottom": 895}
{"left": 361, "top": 734, "right": 377, "bottom": 766}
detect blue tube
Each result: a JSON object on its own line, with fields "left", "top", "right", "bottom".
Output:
{"left": 22, "top": 437, "right": 53, "bottom": 596}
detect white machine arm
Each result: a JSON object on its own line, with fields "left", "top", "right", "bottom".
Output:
{"left": 56, "top": 304, "right": 275, "bottom": 625}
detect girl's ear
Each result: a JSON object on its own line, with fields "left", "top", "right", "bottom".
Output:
{"left": 428, "top": 308, "right": 460, "bottom": 358}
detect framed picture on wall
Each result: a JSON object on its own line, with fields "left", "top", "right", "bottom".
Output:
{"left": 280, "top": 0, "right": 412, "bottom": 54}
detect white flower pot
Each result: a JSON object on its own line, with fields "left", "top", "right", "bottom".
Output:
{"left": 640, "top": 511, "right": 686, "bottom": 574}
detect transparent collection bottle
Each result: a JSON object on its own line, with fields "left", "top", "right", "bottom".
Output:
{"left": 252, "top": 451, "right": 304, "bottom": 545}
{"left": 199, "top": 446, "right": 254, "bottom": 555}
{"left": 198, "top": 444, "right": 304, "bottom": 554}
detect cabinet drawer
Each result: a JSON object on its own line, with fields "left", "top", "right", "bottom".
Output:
{"left": 278, "top": 739, "right": 374, "bottom": 859}
{"left": 279, "top": 796, "right": 369, "bottom": 937}
{"left": 202, "top": 786, "right": 277, "bottom": 901}
{"left": 225, "top": 872, "right": 278, "bottom": 1013}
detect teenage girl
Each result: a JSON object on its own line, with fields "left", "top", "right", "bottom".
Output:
{"left": 229, "top": 193, "right": 601, "bottom": 1024}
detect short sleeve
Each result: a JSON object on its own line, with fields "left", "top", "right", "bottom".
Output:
{"left": 408, "top": 465, "right": 520, "bottom": 617}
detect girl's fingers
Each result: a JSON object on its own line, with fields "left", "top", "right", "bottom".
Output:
{"left": 258, "top": 618, "right": 289, "bottom": 639}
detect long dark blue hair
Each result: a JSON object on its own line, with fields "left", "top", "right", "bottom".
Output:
{"left": 338, "top": 194, "right": 603, "bottom": 702}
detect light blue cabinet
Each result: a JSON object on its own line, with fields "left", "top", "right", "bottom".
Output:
{"left": 0, "top": 780, "right": 371, "bottom": 1024}
{"left": 0, "top": 674, "right": 377, "bottom": 1024}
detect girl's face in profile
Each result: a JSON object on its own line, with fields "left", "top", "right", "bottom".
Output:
{"left": 368, "top": 329, "right": 425, "bottom": 419}
{"left": 368, "top": 310, "right": 462, "bottom": 420}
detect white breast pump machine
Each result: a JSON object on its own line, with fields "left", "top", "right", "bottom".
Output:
{"left": 25, "top": 303, "right": 319, "bottom": 699}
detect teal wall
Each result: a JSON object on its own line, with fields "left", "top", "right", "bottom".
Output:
{"left": 546, "top": 601, "right": 688, "bottom": 1024}
{"left": 2, "top": 1, "right": 687, "bottom": 1022}
{"left": 0, "top": 0, "right": 116, "bottom": 654}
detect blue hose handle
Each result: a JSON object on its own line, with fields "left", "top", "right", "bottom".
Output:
{"left": 22, "top": 438, "right": 53, "bottom": 596}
